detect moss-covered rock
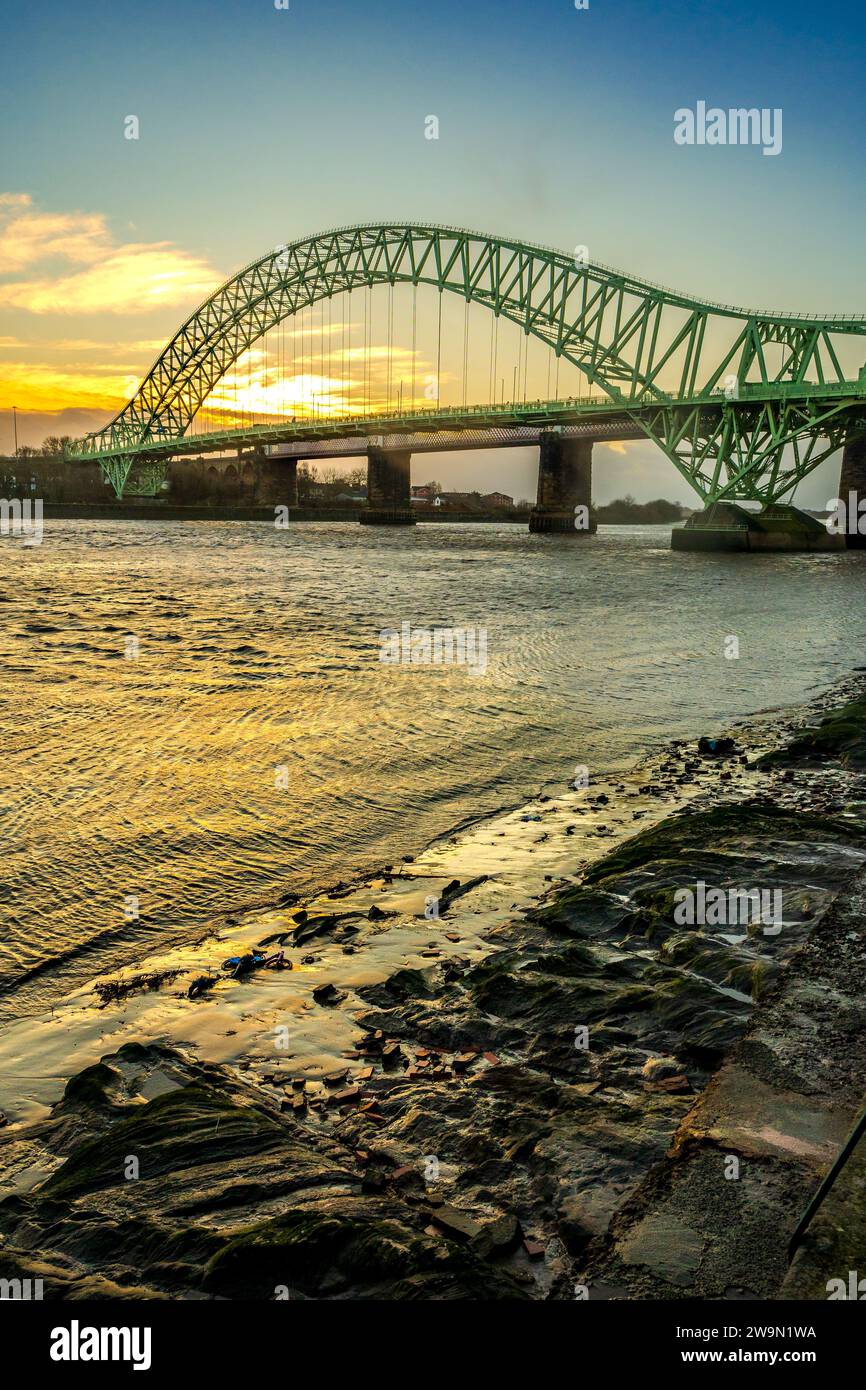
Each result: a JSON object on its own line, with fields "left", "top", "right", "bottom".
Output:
{"left": 202, "top": 1200, "right": 526, "bottom": 1299}
{"left": 0, "top": 1044, "right": 530, "bottom": 1300}
{"left": 760, "top": 693, "right": 866, "bottom": 769}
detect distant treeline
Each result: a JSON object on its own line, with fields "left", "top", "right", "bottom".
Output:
{"left": 7, "top": 436, "right": 74, "bottom": 459}
{"left": 0, "top": 451, "right": 691, "bottom": 523}
{"left": 595, "top": 496, "right": 689, "bottom": 524}
{"left": 0, "top": 452, "right": 108, "bottom": 503}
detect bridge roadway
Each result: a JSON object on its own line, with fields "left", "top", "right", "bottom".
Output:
{"left": 262, "top": 418, "right": 643, "bottom": 461}
{"left": 69, "top": 379, "right": 865, "bottom": 466}
{"left": 71, "top": 399, "right": 651, "bottom": 464}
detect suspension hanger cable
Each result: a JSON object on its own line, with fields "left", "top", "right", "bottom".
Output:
{"left": 365, "top": 283, "right": 370, "bottom": 414}
{"left": 387, "top": 280, "right": 394, "bottom": 410}
{"left": 515, "top": 325, "right": 520, "bottom": 407}
{"left": 411, "top": 282, "right": 417, "bottom": 412}
{"left": 436, "top": 289, "right": 443, "bottom": 407}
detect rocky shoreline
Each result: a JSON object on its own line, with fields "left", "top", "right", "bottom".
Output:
{"left": 3, "top": 679, "right": 866, "bottom": 1299}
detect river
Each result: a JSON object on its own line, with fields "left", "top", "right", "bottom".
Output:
{"left": 1, "top": 518, "right": 862, "bottom": 1020}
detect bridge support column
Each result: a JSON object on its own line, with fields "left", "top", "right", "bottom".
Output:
{"left": 529, "top": 432, "right": 596, "bottom": 535}
{"left": 103, "top": 453, "right": 167, "bottom": 499}
{"left": 838, "top": 436, "right": 866, "bottom": 549}
{"left": 238, "top": 448, "right": 298, "bottom": 506}
{"left": 268, "top": 455, "right": 297, "bottom": 505}
{"left": 360, "top": 445, "right": 415, "bottom": 525}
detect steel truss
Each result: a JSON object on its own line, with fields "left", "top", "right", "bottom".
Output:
{"left": 66, "top": 224, "right": 866, "bottom": 502}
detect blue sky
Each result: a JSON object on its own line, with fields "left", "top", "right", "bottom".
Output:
{"left": 2, "top": 0, "right": 865, "bottom": 503}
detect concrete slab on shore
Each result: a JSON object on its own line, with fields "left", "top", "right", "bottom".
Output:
{"left": 673, "top": 502, "right": 845, "bottom": 553}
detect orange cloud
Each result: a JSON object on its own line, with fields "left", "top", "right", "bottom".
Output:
{"left": 0, "top": 361, "right": 137, "bottom": 412}
{"left": 0, "top": 336, "right": 167, "bottom": 354}
{"left": 0, "top": 193, "right": 221, "bottom": 314}
{"left": 0, "top": 245, "right": 220, "bottom": 315}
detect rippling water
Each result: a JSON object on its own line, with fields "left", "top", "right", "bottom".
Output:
{"left": 1, "top": 518, "right": 863, "bottom": 1018}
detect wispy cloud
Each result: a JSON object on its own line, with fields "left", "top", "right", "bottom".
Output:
{"left": 2, "top": 336, "right": 168, "bottom": 354}
{"left": 0, "top": 193, "right": 220, "bottom": 314}
{"left": 0, "top": 361, "right": 140, "bottom": 412}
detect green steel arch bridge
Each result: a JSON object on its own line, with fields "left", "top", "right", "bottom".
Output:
{"left": 66, "top": 222, "right": 866, "bottom": 532}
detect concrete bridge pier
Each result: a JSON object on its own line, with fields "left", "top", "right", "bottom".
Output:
{"left": 360, "top": 445, "right": 415, "bottom": 525}
{"left": 529, "top": 432, "right": 596, "bottom": 535}
{"left": 838, "top": 436, "right": 866, "bottom": 549}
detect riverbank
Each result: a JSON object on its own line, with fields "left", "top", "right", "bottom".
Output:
{"left": 39, "top": 502, "right": 685, "bottom": 526}
{"left": 2, "top": 676, "right": 866, "bottom": 1298}
{"left": 41, "top": 502, "right": 532, "bottom": 523}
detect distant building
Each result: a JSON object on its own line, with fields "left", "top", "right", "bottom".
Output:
{"left": 438, "top": 491, "right": 481, "bottom": 511}
{"left": 438, "top": 491, "right": 513, "bottom": 512}
{"left": 411, "top": 483, "right": 440, "bottom": 503}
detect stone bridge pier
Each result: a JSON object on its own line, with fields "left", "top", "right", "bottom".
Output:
{"left": 232, "top": 450, "right": 300, "bottom": 505}
{"left": 172, "top": 448, "right": 300, "bottom": 506}
{"left": 360, "top": 444, "right": 415, "bottom": 525}
{"left": 529, "top": 431, "right": 596, "bottom": 535}
{"left": 254, "top": 452, "right": 298, "bottom": 507}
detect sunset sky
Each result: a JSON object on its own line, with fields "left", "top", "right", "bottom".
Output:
{"left": 3, "top": 0, "right": 865, "bottom": 503}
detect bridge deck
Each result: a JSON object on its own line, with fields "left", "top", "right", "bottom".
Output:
{"left": 66, "top": 380, "right": 865, "bottom": 464}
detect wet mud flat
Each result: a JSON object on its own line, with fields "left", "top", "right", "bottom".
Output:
{"left": 3, "top": 680, "right": 866, "bottom": 1299}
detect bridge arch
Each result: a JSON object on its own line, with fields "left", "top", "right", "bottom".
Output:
{"left": 87, "top": 223, "right": 676, "bottom": 454}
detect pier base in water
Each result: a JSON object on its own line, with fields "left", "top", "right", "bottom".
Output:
{"left": 360, "top": 446, "right": 415, "bottom": 525}
{"left": 672, "top": 502, "right": 844, "bottom": 553}
{"left": 528, "top": 508, "right": 597, "bottom": 534}
{"left": 359, "top": 509, "right": 416, "bottom": 525}
{"left": 839, "top": 437, "right": 866, "bottom": 549}
{"left": 528, "top": 432, "right": 596, "bottom": 536}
